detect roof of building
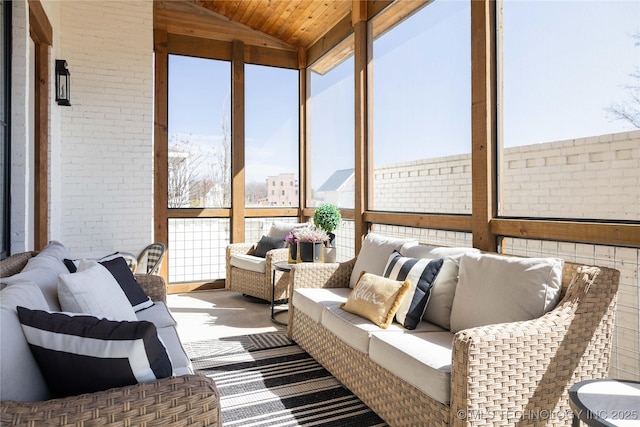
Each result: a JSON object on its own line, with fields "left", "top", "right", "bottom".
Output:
{"left": 317, "top": 168, "right": 355, "bottom": 192}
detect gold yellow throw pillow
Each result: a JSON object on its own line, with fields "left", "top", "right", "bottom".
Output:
{"left": 341, "top": 271, "right": 411, "bottom": 329}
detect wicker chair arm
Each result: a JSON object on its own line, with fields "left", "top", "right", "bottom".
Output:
{"left": 0, "top": 374, "right": 220, "bottom": 427}
{"left": 289, "top": 258, "right": 355, "bottom": 291}
{"left": 226, "top": 242, "right": 255, "bottom": 257}
{"left": 449, "top": 265, "right": 619, "bottom": 426}
{"left": 265, "top": 248, "right": 290, "bottom": 270}
{"left": 135, "top": 273, "right": 167, "bottom": 303}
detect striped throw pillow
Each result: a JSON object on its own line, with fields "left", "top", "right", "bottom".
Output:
{"left": 17, "top": 307, "right": 172, "bottom": 398}
{"left": 383, "top": 251, "right": 444, "bottom": 330}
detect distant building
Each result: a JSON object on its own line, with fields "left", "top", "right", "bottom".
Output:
{"left": 266, "top": 173, "right": 299, "bottom": 206}
{"left": 317, "top": 168, "right": 355, "bottom": 207}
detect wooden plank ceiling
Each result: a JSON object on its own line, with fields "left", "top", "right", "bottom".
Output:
{"left": 194, "top": 0, "right": 353, "bottom": 49}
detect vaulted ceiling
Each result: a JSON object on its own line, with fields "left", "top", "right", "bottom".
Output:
{"left": 154, "top": 0, "right": 432, "bottom": 59}
{"left": 194, "top": 0, "right": 353, "bottom": 49}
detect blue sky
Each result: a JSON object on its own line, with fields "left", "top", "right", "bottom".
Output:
{"left": 169, "top": 0, "right": 639, "bottom": 189}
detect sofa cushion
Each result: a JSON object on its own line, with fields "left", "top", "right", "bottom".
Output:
{"left": 100, "top": 257, "right": 153, "bottom": 311}
{"left": 321, "top": 305, "right": 407, "bottom": 354}
{"left": 369, "top": 331, "right": 454, "bottom": 405}
{"left": 17, "top": 307, "right": 173, "bottom": 398}
{"left": 58, "top": 260, "right": 138, "bottom": 321}
{"left": 450, "top": 252, "right": 564, "bottom": 333}
{"left": 383, "top": 251, "right": 444, "bottom": 330}
{"left": 157, "top": 325, "right": 193, "bottom": 375}
{"left": 0, "top": 282, "right": 51, "bottom": 402}
{"left": 230, "top": 253, "right": 266, "bottom": 274}
{"left": 0, "top": 240, "right": 70, "bottom": 310}
{"left": 341, "top": 272, "right": 410, "bottom": 329}
{"left": 254, "top": 235, "right": 287, "bottom": 258}
{"left": 292, "top": 287, "right": 351, "bottom": 323}
{"left": 349, "top": 233, "right": 418, "bottom": 288}
{"left": 136, "top": 301, "right": 178, "bottom": 328}
{"left": 401, "top": 245, "right": 480, "bottom": 330}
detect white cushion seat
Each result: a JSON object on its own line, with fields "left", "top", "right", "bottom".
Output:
{"left": 156, "top": 325, "right": 193, "bottom": 376}
{"left": 136, "top": 301, "right": 178, "bottom": 328}
{"left": 229, "top": 253, "right": 266, "bottom": 274}
{"left": 291, "top": 287, "right": 351, "bottom": 323}
{"left": 369, "top": 330, "right": 454, "bottom": 405}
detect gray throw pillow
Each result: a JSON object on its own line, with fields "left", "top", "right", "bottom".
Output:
{"left": 254, "top": 235, "right": 286, "bottom": 258}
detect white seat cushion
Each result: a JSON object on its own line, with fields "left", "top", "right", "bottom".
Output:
{"left": 321, "top": 305, "right": 405, "bottom": 353}
{"left": 136, "top": 302, "right": 177, "bottom": 328}
{"left": 230, "top": 253, "right": 266, "bottom": 274}
{"left": 369, "top": 331, "right": 454, "bottom": 405}
{"left": 292, "top": 287, "right": 351, "bottom": 323}
{"left": 157, "top": 326, "right": 193, "bottom": 375}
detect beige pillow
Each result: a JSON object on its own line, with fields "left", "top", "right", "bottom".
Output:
{"left": 449, "top": 252, "right": 564, "bottom": 333}
{"left": 341, "top": 271, "right": 410, "bottom": 329}
{"left": 349, "top": 233, "right": 418, "bottom": 288}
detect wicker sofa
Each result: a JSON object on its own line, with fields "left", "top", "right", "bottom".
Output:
{"left": 286, "top": 236, "right": 620, "bottom": 427}
{"left": 0, "top": 246, "right": 220, "bottom": 427}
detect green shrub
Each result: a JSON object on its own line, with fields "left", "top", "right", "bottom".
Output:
{"left": 313, "top": 203, "right": 342, "bottom": 234}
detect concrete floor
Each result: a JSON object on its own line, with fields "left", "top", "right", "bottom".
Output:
{"left": 166, "top": 289, "right": 287, "bottom": 343}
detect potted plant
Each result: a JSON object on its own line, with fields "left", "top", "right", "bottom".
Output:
{"left": 294, "top": 227, "right": 328, "bottom": 262}
{"left": 284, "top": 231, "right": 298, "bottom": 263}
{"left": 313, "top": 203, "right": 342, "bottom": 247}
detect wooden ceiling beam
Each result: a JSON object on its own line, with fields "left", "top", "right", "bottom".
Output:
{"left": 155, "top": 1, "right": 297, "bottom": 51}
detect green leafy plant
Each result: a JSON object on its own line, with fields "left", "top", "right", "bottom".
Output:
{"left": 313, "top": 204, "right": 342, "bottom": 234}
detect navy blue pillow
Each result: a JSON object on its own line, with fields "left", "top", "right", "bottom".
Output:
{"left": 383, "top": 251, "right": 443, "bottom": 330}
{"left": 17, "top": 307, "right": 172, "bottom": 398}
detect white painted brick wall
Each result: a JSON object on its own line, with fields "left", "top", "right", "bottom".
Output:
{"left": 55, "top": 0, "right": 153, "bottom": 257}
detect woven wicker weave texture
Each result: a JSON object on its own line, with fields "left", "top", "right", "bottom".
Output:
{"left": 288, "top": 258, "right": 619, "bottom": 427}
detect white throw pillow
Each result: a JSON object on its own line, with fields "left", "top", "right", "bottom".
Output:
{"left": 401, "top": 245, "right": 481, "bottom": 329}
{"left": 449, "top": 252, "right": 564, "bottom": 333}
{"left": 58, "top": 260, "right": 138, "bottom": 321}
{"left": 0, "top": 240, "right": 71, "bottom": 310}
{"left": 349, "top": 233, "right": 418, "bottom": 288}
{"left": 267, "top": 221, "right": 309, "bottom": 240}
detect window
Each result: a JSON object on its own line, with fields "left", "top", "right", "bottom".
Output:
{"left": 0, "top": 0, "right": 10, "bottom": 259}
{"left": 369, "top": 1, "right": 471, "bottom": 214}
{"left": 307, "top": 36, "right": 355, "bottom": 208}
{"left": 168, "top": 55, "right": 231, "bottom": 208}
{"left": 245, "top": 64, "right": 299, "bottom": 207}
{"left": 498, "top": 0, "right": 640, "bottom": 221}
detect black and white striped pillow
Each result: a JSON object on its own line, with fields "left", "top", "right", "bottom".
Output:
{"left": 383, "top": 251, "right": 444, "bottom": 330}
{"left": 17, "top": 307, "right": 172, "bottom": 398}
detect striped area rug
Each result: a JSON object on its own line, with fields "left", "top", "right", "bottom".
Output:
{"left": 184, "top": 332, "right": 387, "bottom": 427}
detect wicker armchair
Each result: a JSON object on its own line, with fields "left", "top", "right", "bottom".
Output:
{"left": 0, "top": 252, "right": 221, "bottom": 427}
{"left": 225, "top": 243, "right": 290, "bottom": 301}
{"left": 287, "top": 258, "right": 619, "bottom": 427}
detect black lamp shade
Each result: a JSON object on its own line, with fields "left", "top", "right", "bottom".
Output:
{"left": 55, "top": 60, "right": 71, "bottom": 106}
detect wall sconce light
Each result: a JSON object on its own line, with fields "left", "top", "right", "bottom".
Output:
{"left": 55, "top": 60, "right": 71, "bottom": 106}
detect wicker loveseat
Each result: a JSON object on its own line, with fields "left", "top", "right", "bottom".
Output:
{"left": 286, "top": 235, "right": 620, "bottom": 427}
{"left": 1, "top": 248, "right": 220, "bottom": 427}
